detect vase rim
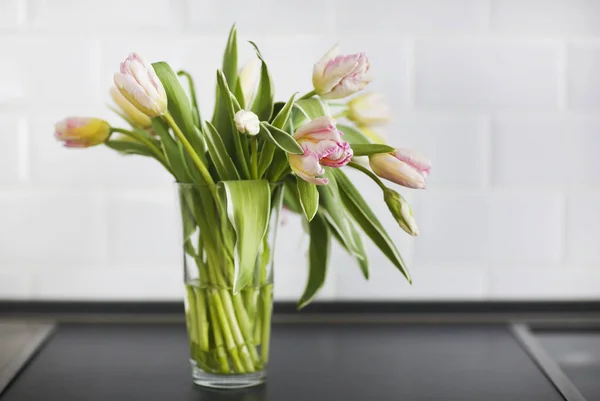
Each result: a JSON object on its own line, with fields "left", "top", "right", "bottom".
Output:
{"left": 174, "top": 180, "right": 284, "bottom": 189}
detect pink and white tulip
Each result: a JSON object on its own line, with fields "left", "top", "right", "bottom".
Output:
{"left": 54, "top": 117, "right": 111, "bottom": 148}
{"left": 312, "top": 44, "right": 371, "bottom": 99}
{"left": 369, "top": 149, "right": 431, "bottom": 189}
{"left": 109, "top": 86, "right": 152, "bottom": 128}
{"left": 289, "top": 116, "right": 353, "bottom": 185}
{"left": 113, "top": 53, "right": 167, "bottom": 118}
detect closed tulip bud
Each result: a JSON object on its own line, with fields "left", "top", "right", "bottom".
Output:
{"left": 313, "top": 44, "right": 371, "bottom": 99}
{"left": 238, "top": 58, "right": 261, "bottom": 106}
{"left": 347, "top": 93, "right": 392, "bottom": 126}
{"left": 234, "top": 110, "right": 260, "bottom": 136}
{"left": 109, "top": 86, "right": 152, "bottom": 128}
{"left": 289, "top": 116, "right": 353, "bottom": 185}
{"left": 54, "top": 117, "right": 111, "bottom": 148}
{"left": 369, "top": 149, "right": 431, "bottom": 189}
{"left": 113, "top": 53, "right": 167, "bottom": 117}
{"left": 384, "top": 189, "right": 419, "bottom": 236}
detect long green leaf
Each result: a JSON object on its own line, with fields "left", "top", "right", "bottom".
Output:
{"left": 152, "top": 62, "right": 206, "bottom": 157}
{"left": 204, "top": 121, "right": 240, "bottom": 181}
{"left": 248, "top": 41, "right": 274, "bottom": 121}
{"left": 105, "top": 139, "right": 153, "bottom": 157}
{"left": 222, "top": 25, "right": 238, "bottom": 90}
{"left": 326, "top": 219, "right": 369, "bottom": 280}
{"left": 271, "top": 92, "right": 298, "bottom": 129}
{"left": 257, "top": 143, "right": 276, "bottom": 178}
{"left": 216, "top": 70, "right": 251, "bottom": 178}
{"left": 282, "top": 177, "right": 302, "bottom": 214}
{"left": 297, "top": 178, "right": 319, "bottom": 222}
{"left": 351, "top": 143, "right": 395, "bottom": 156}
{"left": 338, "top": 124, "right": 372, "bottom": 145}
{"left": 298, "top": 213, "right": 330, "bottom": 309}
{"left": 176, "top": 70, "right": 201, "bottom": 127}
{"left": 218, "top": 180, "right": 271, "bottom": 293}
{"left": 331, "top": 168, "right": 411, "bottom": 282}
{"left": 259, "top": 122, "right": 303, "bottom": 154}
{"left": 151, "top": 117, "right": 189, "bottom": 181}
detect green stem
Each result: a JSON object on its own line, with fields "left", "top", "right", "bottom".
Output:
{"left": 332, "top": 110, "right": 347, "bottom": 119}
{"left": 299, "top": 89, "right": 317, "bottom": 100}
{"left": 177, "top": 70, "right": 202, "bottom": 128}
{"left": 348, "top": 161, "right": 388, "bottom": 191}
{"left": 207, "top": 296, "right": 230, "bottom": 373}
{"left": 250, "top": 136, "right": 259, "bottom": 179}
{"left": 163, "top": 112, "right": 217, "bottom": 199}
{"left": 194, "top": 288, "right": 210, "bottom": 352}
{"left": 260, "top": 288, "right": 272, "bottom": 363}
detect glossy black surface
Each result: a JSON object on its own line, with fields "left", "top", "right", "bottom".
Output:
{"left": 2, "top": 323, "right": 562, "bottom": 401}
{"left": 537, "top": 330, "right": 600, "bottom": 401}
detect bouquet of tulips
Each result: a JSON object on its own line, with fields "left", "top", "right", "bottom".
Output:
{"left": 54, "top": 26, "right": 430, "bottom": 377}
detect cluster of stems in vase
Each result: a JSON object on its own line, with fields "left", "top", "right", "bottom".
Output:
{"left": 53, "top": 25, "right": 431, "bottom": 372}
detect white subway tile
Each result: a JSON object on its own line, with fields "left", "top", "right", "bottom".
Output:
{"left": 491, "top": 0, "right": 600, "bottom": 35}
{"left": 29, "top": 111, "right": 174, "bottom": 189}
{"left": 493, "top": 117, "right": 600, "bottom": 187}
{"left": 413, "top": 191, "right": 563, "bottom": 267}
{"left": 0, "top": 36, "right": 101, "bottom": 106}
{"left": 187, "top": 0, "right": 333, "bottom": 34}
{"left": 415, "top": 40, "right": 560, "bottom": 110}
{"left": 0, "top": 0, "right": 22, "bottom": 31}
{"left": 107, "top": 193, "right": 180, "bottom": 267}
{"left": 0, "top": 191, "right": 105, "bottom": 266}
{"left": 488, "top": 268, "right": 600, "bottom": 299}
{"left": 337, "top": 0, "right": 489, "bottom": 34}
{"left": 566, "top": 193, "right": 600, "bottom": 264}
{"left": 568, "top": 43, "right": 600, "bottom": 110}
{"left": 0, "top": 116, "right": 23, "bottom": 184}
{"left": 381, "top": 115, "right": 487, "bottom": 188}
{"left": 336, "top": 266, "right": 485, "bottom": 300}
{"left": 30, "top": 267, "right": 182, "bottom": 300}
{"left": 28, "top": 0, "right": 185, "bottom": 32}
{"left": 0, "top": 272, "right": 30, "bottom": 299}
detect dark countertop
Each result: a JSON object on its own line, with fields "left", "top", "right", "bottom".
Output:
{"left": 2, "top": 322, "right": 564, "bottom": 401}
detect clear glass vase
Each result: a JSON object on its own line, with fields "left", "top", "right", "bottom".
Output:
{"left": 175, "top": 182, "right": 283, "bottom": 389}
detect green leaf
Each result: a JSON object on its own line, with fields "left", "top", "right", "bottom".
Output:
{"left": 318, "top": 171, "right": 368, "bottom": 277}
{"left": 259, "top": 122, "right": 303, "bottom": 155}
{"left": 248, "top": 41, "right": 274, "bottom": 121}
{"left": 282, "top": 178, "right": 303, "bottom": 214}
{"left": 177, "top": 70, "right": 202, "bottom": 127}
{"left": 152, "top": 62, "right": 206, "bottom": 157}
{"left": 331, "top": 168, "right": 411, "bottom": 282}
{"left": 296, "top": 178, "right": 319, "bottom": 222}
{"left": 326, "top": 219, "right": 369, "bottom": 280}
{"left": 222, "top": 24, "right": 239, "bottom": 90}
{"left": 218, "top": 180, "right": 271, "bottom": 293}
{"left": 257, "top": 143, "right": 276, "bottom": 178}
{"left": 204, "top": 121, "right": 240, "bottom": 181}
{"left": 216, "top": 70, "right": 251, "bottom": 178}
{"left": 294, "top": 98, "right": 330, "bottom": 119}
{"left": 271, "top": 92, "right": 298, "bottom": 129}
{"left": 338, "top": 124, "right": 372, "bottom": 145}
{"left": 105, "top": 139, "right": 153, "bottom": 156}
{"left": 151, "top": 117, "right": 189, "bottom": 181}
{"left": 298, "top": 213, "right": 330, "bottom": 309}
{"left": 351, "top": 143, "right": 395, "bottom": 156}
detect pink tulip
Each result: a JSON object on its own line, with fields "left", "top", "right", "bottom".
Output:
{"left": 289, "top": 116, "right": 353, "bottom": 185}
{"left": 369, "top": 149, "right": 431, "bottom": 189}
{"left": 313, "top": 44, "right": 371, "bottom": 99}
{"left": 54, "top": 117, "right": 111, "bottom": 148}
{"left": 113, "top": 53, "right": 167, "bottom": 117}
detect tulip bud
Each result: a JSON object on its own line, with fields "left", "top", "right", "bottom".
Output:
{"left": 369, "top": 149, "right": 431, "bottom": 189}
{"left": 384, "top": 189, "right": 419, "bottom": 236}
{"left": 109, "top": 86, "right": 152, "bottom": 128}
{"left": 234, "top": 110, "right": 260, "bottom": 136}
{"left": 347, "top": 93, "right": 392, "bottom": 126}
{"left": 238, "top": 58, "right": 261, "bottom": 106}
{"left": 313, "top": 44, "right": 371, "bottom": 99}
{"left": 54, "top": 117, "right": 111, "bottom": 148}
{"left": 113, "top": 53, "right": 168, "bottom": 117}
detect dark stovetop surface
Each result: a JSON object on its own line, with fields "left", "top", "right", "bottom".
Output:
{"left": 1, "top": 322, "right": 563, "bottom": 401}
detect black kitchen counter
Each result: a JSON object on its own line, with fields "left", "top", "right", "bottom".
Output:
{"left": 2, "top": 322, "right": 564, "bottom": 401}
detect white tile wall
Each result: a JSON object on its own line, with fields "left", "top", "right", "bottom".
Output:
{"left": 0, "top": 0, "right": 599, "bottom": 301}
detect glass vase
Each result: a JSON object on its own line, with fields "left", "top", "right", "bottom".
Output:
{"left": 175, "top": 182, "right": 283, "bottom": 389}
